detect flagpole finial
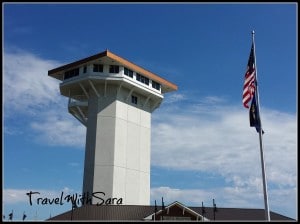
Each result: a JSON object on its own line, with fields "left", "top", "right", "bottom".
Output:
{"left": 252, "top": 30, "right": 255, "bottom": 34}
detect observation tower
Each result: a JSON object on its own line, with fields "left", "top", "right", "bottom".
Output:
{"left": 48, "top": 50, "right": 177, "bottom": 205}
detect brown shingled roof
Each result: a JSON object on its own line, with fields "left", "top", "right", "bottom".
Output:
{"left": 48, "top": 204, "right": 155, "bottom": 221}
{"left": 47, "top": 202, "right": 294, "bottom": 221}
{"left": 190, "top": 206, "right": 294, "bottom": 221}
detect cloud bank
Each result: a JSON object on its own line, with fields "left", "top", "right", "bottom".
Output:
{"left": 3, "top": 49, "right": 86, "bottom": 147}
{"left": 151, "top": 94, "right": 296, "bottom": 218}
{"left": 3, "top": 50, "right": 297, "bottom": 219}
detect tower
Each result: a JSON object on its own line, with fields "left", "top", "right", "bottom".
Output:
{"left": 48, "top": 50, "right": 177, "bottom": 205}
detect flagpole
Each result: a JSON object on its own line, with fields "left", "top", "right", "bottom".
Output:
{"left": 252, "top": 30, "right": 271, "bottom": 221}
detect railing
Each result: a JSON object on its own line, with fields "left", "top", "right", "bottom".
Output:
{"left": 68, "top": 95, "right": 88, "bottom": 107}
{"left": 68, "top": 95, "right": 88, "bottom": 126}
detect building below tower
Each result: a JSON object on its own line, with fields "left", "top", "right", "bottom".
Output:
{"left": 48, "top": 201, "right": 294, "bottom": 221}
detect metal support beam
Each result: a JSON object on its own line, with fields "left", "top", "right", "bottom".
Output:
{"left": 79, "top": 83, "right": 89, "bottom": 99}
{"left": 143, "top": 95, "right": 151, "bottom": 109}
{"left": 117, "top": 83, "right": 123, "bottom": 95}
{"left": 126, "top": 87, "right": 135, "bottom": 102}
{"left": 104, "top": 80, "right": 107, "bottom": 97}
{"left": 69, "top": 108, "right": 87, "bottom": 127}
{"left": 88, "top": 80, "right": 99, "bottom": 97}
{"left": 117, "top": 83, "right": 123, "bottom": 99}
{"left": 151, "top": 100, "right": 161, "bottom": 111}
{"left": 76, "top": 106, "right": 86, "bottom": 122}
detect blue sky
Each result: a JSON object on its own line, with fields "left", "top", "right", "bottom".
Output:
{"left": 3, "top": 3, "right": 297, "bottom": 221}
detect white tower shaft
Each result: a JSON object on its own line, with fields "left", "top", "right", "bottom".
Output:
{"left": 83, "top": 84, "right": 152, "bottom": 205}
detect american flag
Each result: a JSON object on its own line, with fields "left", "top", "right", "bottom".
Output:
{"left": 242, "top": 43, "right": 256, "bottom": 108}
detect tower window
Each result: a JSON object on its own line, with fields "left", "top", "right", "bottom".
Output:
{"left": 64, "top": 68, "right": 79, "bottom": 80}
{"left": 136, "top": 73, "right": 149, "bottom": 85}
{"left": 131, "top": 95, "right": 138, "bottom": 105}
{"left": 124, "top": 67, "right": 133, "bottom": 78}
{"left": 109, "top": 65, "right": 119, "bottom": 73}
{"left": 152, "top": 80, "right": 161, "bottom": 91}
{"left": 93, "top": 64, "right": 103, "bottom": 72}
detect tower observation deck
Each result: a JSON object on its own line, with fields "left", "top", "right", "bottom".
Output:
{"left": 48, "top": 50, "right": 177, "bottom": 205}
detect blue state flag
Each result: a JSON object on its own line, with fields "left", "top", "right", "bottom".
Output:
{"left": 249, "top": 93, "right": 262, "bottom": 133}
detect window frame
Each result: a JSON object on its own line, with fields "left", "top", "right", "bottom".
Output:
{"left": 64, "top": 68, "right": 79, "bottom": 80}
{"left": 124, "top": 67, "right": 133, "bottom": 78}
{"left": 152, "top": 80, "right": 161, "bottom": 91}
{"left": 136, "top": 73, "right": 149, "bottom": 86}
{"left": 131, "top": 95, "right": 138, "bottom": 105}
{"left": 93, "top": 64, "right": 104, "bottom": 72}
{"left": 109, "top": 65, "right": 119, "bottom": 73}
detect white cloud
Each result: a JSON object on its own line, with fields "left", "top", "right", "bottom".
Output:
{"left": 3, "top": 189, "right": 29, "bottom": 204}
{"left": 152, "top": 99, "right": 296, "bottom": 186}
{"left": 3, "top": 187, "right": 79, "bottom": 221}
{"left": 68, "top": 162, "right": 80, "bottom": 167}
{"left": 3, "top": 50, "right": 61, "bottom": 113}
{"left": 3, "top": 126, "right": 24, "bottom": 136}
{"left": 151, "top": 94, "right": 296, "bottom": 219}
{"left": 151, "top": 185, "right": 296, "bottom": 219}
{"left": 163, "top": 93, "right": 186, "bottom": 104}
{"left": 3, "top": 49, "right": 85, "bottom": 148}
{"left": 150, "top": 185, "right": 262, "bottom": 209}
{"left": 151, "top": 186, "right": 215, "bottom": 206}
{"left": 30, "top": 114, "right": 85, "bottom": 147}
{"left": 3, "top": 187, "right": 74, "bottom": 205}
